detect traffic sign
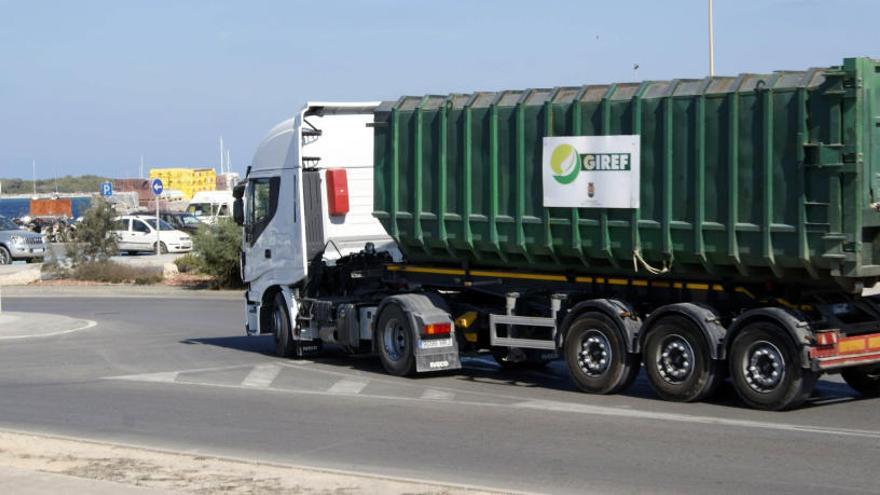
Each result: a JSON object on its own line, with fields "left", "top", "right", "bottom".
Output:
{"left": 150, "top": 178, "right": 164, "bottom": 196}
{"left": 100, "top": 182, "right": 113, "bottom": 197}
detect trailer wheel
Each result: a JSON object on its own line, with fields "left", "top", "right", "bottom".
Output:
{"left": 564, "top": 312, "right": 639, "bottom": 395}
{"left": 841, "top": 364, "right": 880, "bottom": 398}
{"left": 729, "top": 323, "right": 817, "bottom": 411}
{"left": 376, "top": 303, "right": 416, "bottom": 376}
{"left": 643, "top": 316, "right": 723, "bottom": 402}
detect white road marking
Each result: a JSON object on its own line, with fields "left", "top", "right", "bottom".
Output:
{"left": 327, "top": 379, "right": 368, "bottom": 395}
{"left": 0, "top": 319, "right": 98, "bottom": 340}
{"left": 420, "top": 389, "right": 454, "bottom": 401}
{"left": 240, "top": 364, "right": 283, "bottom": 388}
{"left": 109, "top": 371, "right": 180, "bottom": 383}
{"left": 513, "top": 400, "right": 880, "bottom": 439}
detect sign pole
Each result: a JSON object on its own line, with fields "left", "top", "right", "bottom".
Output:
{"left": 156, "top": 194, "right": 160, "bottom": 255}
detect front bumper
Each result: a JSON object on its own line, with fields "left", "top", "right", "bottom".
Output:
{"left": 10, "top": 243, "right": 48, "bottom": 259}
{"left": 809, "top": 331, "right": 880, "bottom": 370}
{"left": 167, "top": 242, "right": 193, "bottom": 253}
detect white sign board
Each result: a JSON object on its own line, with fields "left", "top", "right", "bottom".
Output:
{"left": 542, "top": 135, "right": 640, "bottom": 209}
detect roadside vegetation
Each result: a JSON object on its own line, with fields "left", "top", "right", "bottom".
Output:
{"left": 174, "top": 218, "right": 243, "bottom": 289}
{"left": 0, "top": 174, "right": 109, "bottom": 195}
{"left": 43, "top": 199, "right": 161, "bottom": 284}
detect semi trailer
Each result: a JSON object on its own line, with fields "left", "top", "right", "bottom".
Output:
{"left": 235, "top": 57, "right": 880, "bottom": 410}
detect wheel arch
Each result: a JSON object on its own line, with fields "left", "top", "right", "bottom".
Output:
{"left": 373, "top": 292, "right": 451, "bottom": 353}
{"left": 726, "top": 307, "right": 813, "bottom": 368}
{"left": 641, "top": 303, "right": 727, "bottom": 360}
{"left": 558, "top": 298, "right": 641, "bottom": 353}
{"left": 257, "top": 285, "right": 292, "bottom": 335}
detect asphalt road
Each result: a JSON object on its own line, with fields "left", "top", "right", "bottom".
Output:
{"left": 1, "top": 293, "right": 879, "bottom": 494}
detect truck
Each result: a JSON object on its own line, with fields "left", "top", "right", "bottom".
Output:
{"left": 234, "top": 57, "right": 880, "bottom": 410}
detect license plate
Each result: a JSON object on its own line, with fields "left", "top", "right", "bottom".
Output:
{"left": 32, "top": 248, "right": 45, "bottom": 254}
{"left": 420, "top": 338, "right": 452, "bottom": 349}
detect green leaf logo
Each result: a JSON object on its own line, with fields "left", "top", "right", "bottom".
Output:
{"left": 550, "top": 144, "right": 580, "bottom": 184}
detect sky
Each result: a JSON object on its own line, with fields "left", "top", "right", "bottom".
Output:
{"left": 0, "top": 0, "right": 877, "bottom": 179}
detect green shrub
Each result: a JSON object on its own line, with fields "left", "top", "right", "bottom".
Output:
{"left": 191, "top": 218, "right": 242, "bottom": 289}
{"left": 68, "top": 199, "right": 118, "bottom": 265}
{"left": 71, "top": 261, "right": 163, "bottom": 284}
{"left": 174, "top": 252, "right": 200, "bottom": 274}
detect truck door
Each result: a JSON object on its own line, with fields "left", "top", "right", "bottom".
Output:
{"left": 242, "top": 176, "right": 281, "bottom": 284}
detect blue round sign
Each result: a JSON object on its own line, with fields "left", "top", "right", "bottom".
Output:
{"left": 150, "top": 178, "right": 164, "bottom": 196}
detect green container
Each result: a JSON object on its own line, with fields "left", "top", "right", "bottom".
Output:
{"left": 373, "top": 57, "right": 880, "bottom": 289}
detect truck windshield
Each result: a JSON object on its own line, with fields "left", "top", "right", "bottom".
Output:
{"left": 186, "top": 203, "right": 212, "bottom": 217}
{"left": 143, "top": 218, "right": 176, "bottom": 231}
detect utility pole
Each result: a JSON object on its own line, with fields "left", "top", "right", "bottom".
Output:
{"left": 140, "top": 154, "right": 144, "bottom": 178}
{"left": 32, "top": 160, "right": 37, "bottom": 196}
{"left": 219, "top": 136, "right": 225, "bottom": 174}
{"left": 708, "top": 0, "right": 715, "bottom": 77}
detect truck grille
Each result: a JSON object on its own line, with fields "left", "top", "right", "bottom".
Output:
{"left": 26, "top": 237, "right": 43, "bottom": 245}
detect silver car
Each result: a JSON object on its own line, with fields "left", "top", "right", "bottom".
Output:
{"left": 0, "top": 216, "right": 48, "bottom": 264}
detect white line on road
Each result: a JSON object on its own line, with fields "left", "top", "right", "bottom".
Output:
{"left": 513, "top": 400, "right": 880, "bottom": 440}
{"left": 110, "top": 371, "right": 180, "bottom": 383}
{"left": 0, "top": 319, "right": 98, "bottom": 340}
{"left": 327, "top": 379, "right": 368, "bottom": 395}
{"left": 420, "top": 389, "right": 455, "bottom": 401}
{"left": 240, "top": 364, "right": 283, "bottom": 388}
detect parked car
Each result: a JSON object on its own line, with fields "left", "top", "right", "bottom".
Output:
{"left": 0, "top": 215, "right": 47, "bottom": 264}
{"left": 111, "top": 215, "right": 192, "bottom": 254}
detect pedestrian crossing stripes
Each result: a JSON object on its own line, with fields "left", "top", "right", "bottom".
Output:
{"left": 240, "top": 364, "right": 282, "bottom": 388}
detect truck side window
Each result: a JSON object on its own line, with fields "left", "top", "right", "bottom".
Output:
{"left": 245, "top": 177, "right": 280, "bottom": 245}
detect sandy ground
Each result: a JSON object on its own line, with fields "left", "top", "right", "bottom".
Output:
{"left": 0, "top": 430, "right": 503, "bottom": 495}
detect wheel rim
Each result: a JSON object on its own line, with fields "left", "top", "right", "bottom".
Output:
{"left": 742, "top": 340, "right": 786, "bottom": 393}
{"left": 0, "top": 249, "right": 9, "bottom": 265}
{"left": 655, "top": 334, "right": 695, "bottom": 384}
{"left": 383, "top": 318, "right": 407, "bottom": 362}
{"left": 577, "top": 330, "right": 612, "bottom": 376}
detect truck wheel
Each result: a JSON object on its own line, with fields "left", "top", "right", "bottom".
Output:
{"left": 0, "top": 246, "right": 10, "bottom": 265}
{"left": 272, "top": 292, "right": 300, "bottom": 358}
{"left": 841, "top": 364, "right": 880, "bottom": 397}
{"left": 643, "top": 316, "right": 723, "bottom": 402}
{"left": 564, "top": 312, "right": 639, "bottom": 394}
{"left": 729, "top": 323, "right": 817, "bottom": 411}
{"left": 376, "top": 303, "right": 416, "bottom": 376}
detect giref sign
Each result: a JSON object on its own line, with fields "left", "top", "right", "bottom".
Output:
{"left": 542, "top": 135, "right": 640, "bottom": 209}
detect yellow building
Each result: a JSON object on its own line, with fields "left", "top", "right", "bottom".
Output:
{"left": 149, "top": 167, "right": 217, "bottom": 200}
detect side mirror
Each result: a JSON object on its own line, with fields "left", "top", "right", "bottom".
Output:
{"left": 233, "top": 199, "right": 244, "bottom": 226}
{"left": 232, "top": 183, "right": 246, "bottom": 226}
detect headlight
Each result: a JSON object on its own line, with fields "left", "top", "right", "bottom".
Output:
{"left": 180, "top": 236, "right": 190, "bottom": 242}
{"left": 10, "top": 234, "right": 25, "bottom": 245}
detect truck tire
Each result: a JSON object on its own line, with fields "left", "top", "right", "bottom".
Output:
{"left": 729, "top": 322, "right": 817, "bottom": 411}
{"left": 376, "top": 303, "right": 416, "bottom": 376}
{"left": 564, "top": 312, "right": 639, "bottom": 395}
{"left": 643, "top": 316, "right": 723, "bottom": 402}
{"left": 272, "top": 292, "right": 299, "bottom": 358}
{"left": 841, "top": 364, "right": 880, "bottom": 397}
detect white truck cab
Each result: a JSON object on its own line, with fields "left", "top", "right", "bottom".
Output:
{"left": 236, "top": 102, "right": 407, "bottom": 356}
{"left": 186, "top": 190, "right": 235, "bottom": 224}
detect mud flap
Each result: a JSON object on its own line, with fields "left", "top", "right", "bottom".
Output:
{"left": 415, "top": 341, "right": 462, "bottom": 373}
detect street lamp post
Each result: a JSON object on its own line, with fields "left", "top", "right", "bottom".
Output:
{"left": 708, "top": 0, "right": 715, "bottom": 77}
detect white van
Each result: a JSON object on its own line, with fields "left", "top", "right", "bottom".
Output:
{"left": 186, "top": 191, "right": 234, "bottom": 224}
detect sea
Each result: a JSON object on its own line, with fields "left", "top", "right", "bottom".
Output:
{"left": 0, "top": 196, "right": 92, "bottom": 219}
